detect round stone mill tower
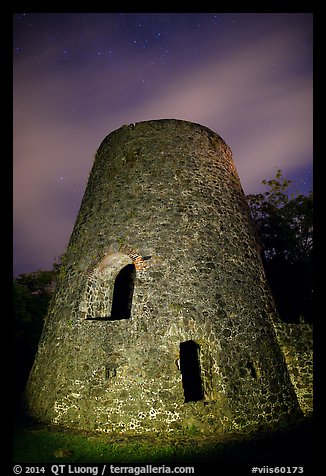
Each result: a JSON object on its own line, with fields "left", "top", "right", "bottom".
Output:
{"left": 25, "top": 119, "right": 300, "bottom": 434}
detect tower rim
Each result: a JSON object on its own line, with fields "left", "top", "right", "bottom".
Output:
{"left": 97, "top": 118, "right": 227, "bottom": 151}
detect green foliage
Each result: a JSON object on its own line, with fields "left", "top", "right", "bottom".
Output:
{"left": 246, "top": 170, "right": 313, "bottom": 323}
{"left": 187, "top": 424, "right": 201, "bottom": 436}
{"left": 13, "top": 428, "right": 183, "bottom": 464}
{"left": 14, "top": 269, "right": 58, "bottom": 344}
{"left": 13, "top": 417, "right": 312, "bottom": 464}
{"left": 13, "top": 266, "right": 60, "bottom": 393}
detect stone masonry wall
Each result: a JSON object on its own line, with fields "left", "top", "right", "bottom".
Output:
{"left": 25, "top": 119, "right": 301, "bottom": 435}
{"left": 274, "top": 323, "right": 313, "bottom": 416}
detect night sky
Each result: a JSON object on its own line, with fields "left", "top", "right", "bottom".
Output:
{"left": 13, "top": 12, "right": 313, "bottom": 277}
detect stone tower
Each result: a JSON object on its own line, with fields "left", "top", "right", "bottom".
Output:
{"left": 25, "top": 119, "right": 301, "bottom": 434}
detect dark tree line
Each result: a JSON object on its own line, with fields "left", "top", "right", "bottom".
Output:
{"left": 246, "top": 170, "right": 313, "bottom": 324}
{"left": 13, "top": 265, "right": 60, "bottom": 396}
{"left": 13, "top": 170, "right": 313, "bottom": 396}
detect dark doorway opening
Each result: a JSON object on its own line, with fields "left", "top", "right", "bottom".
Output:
{"left": 110, "top": 264, "right": 136, "bottom": 320}
{"left": 246, "top": 361, "right": 257, "bottom": 379}
{"left": 180, "top": 340, "right": 204, "bottom": 403}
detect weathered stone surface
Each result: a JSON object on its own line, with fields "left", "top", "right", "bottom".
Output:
{"left": 24, "top": 119, "right": 302, "bottom": 435}
{"left": 274, "top": 323, "right": 313, "bottom": 416}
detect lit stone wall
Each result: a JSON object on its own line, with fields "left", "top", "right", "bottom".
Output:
{"left": 25, "top": 119, "right": 301, "bottom": 435}
{"left": 274, "top": 323, "right": 313, "bottom": 416}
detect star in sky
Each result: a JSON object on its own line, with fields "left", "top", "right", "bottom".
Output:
{"left": 13, "top": 12, "right": 312, "bottom": 276}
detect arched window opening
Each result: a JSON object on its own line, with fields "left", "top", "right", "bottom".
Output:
{"left": 110, "top": 264, "right": 136, "bottom": 320}
{"left": 180, "top": 340, "right": 204, "bottom": 403}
